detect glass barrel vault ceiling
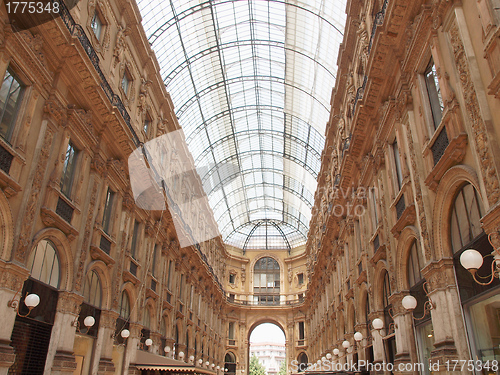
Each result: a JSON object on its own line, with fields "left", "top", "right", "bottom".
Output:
{"left": 136, "top": 0, "right": 347, "bottom": 250}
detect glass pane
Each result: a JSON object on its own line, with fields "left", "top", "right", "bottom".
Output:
{"left": 60, "top": 141, "right": 78, "bottom": 198}
{"left": 468, "top": 293, "right": 500, "bottom": 363}
{"left": 135, "top": 0, "right": 348, "bottom": 249}
{"left": 27, "top": 240, "right": 60, "bottom": 288}
{"left": 0, "top": 68, "right": 24, "bottom": 142}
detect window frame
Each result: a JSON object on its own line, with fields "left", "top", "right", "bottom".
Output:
{"left": 391, "top": 139, "right": 403, "bottom": 192}
{"left": 130, "top": 220, "right": 140, "bottom": 259}
{"left": 60, "top": 140, "right": 79, "bottom": 199}
{"left": 423, "top": 57, "right": 444, "bottom": 131}
{"left": 0, "top": 66, "right": 26, "bottom": 143}
{"left": 102, "top": 187, "right": 115, "bottom": 235}
{"left": 90, "top": 10, "right": 103, "bottom": 40}
{"left": 121, "top": 69, "right": 132, "bottom": 96}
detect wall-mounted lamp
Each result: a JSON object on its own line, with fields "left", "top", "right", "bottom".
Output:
{"left": 145, "top": 338, "right": 153, "bottom": 347}
{"left": 342, "top": 340, "right": 350, "bottom": 349}
{"left": 371, "top": 318, "right": 384, "bottom": 331}
{"left": 189, "top": 355, "right": 195, "bottom": 363}
{"left": 353, "top": 331, "right": 363, "bottom": 350}
{"left": 198, "top": 359, "right": 203, "bottom": 366}
{"left": 460, "top": 237, "right": 500, "bottom": 285}
{"left": 354, "top": 332, "right": 363, "bottom": 342}
{"left": 178, "top": 351, "right": 185, "bottom": 360}
{"left": 205, "top": 361, "right": 210, "bottom": 367}
{"left": 121, "top": 329, "right": 130, "bottom": 338}
{"left": 165, "top": 346, "right": 171, "bottom": 355}
{"left": 402, "top": 282, "right": 435, "bottom": 320}
{"left": 7, "top": 289, "right": 40, "bottom": 318}
{"left": 325, "top": 353, "right": 332, "bottom": 360}
{"left": 332, "top": 348, "right": 340, "bottom": 356}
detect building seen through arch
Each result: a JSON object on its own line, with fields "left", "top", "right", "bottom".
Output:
{"left": 0, "top": 0, "right": 499, "bottom": 374}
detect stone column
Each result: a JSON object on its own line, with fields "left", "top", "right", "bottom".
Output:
{"left": 391, "top": 293, "right": 416, "bottom": 375}
{"left": 423, "top": 260, "right": 464, "bottom": 375}
{"left": 0, "top": 261, "right": 29, "bottom": 375}
{"left": 123, "top": 322, "right": 142, "bottom": 375}
{"left": 164, "top": 338, "right": 175, "bottom": 358}
{"left": 93, "top": 309, "right": 118, "bottom": 375}
{"left": 150, "top": 332, "right": 162, "bottom": 355}
{"left": 369, "top": 311, "right": 385, "bottom": 371}
{"left": 45, "top": 291, "right": 84, "bottom": 375}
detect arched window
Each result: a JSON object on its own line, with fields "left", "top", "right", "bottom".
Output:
{"left": 381, "top": 270, "right": 396, "bottom": 367}
{"left": 451, "top": 184, "right": 500, "bottom": 364}
{"left": 382, "top": 271, "right": 392, "bottom": 332}
{"left": 297, "top": 352, "right": 308, "bottom": 373}
{"left": 79, "top": 270, "right": 103, "bottom": 337}
{"left": 225, "top": 352, "right": 236, "bottom": 374}
{"left": 118, "top": 291, "right": 131, "bottom": 319}
{"left": 27, "top": 239, "right": 60, "bottom": 288}
{"left": 253, "top": 257, "right": 280, "bottom": 305}
{"left": 408, "top": 240, "right": 423, "bottom": 288}
{"left": 115, "top": 291, "right": 131, "bottom": 345}
{"left": 141, "top": 308, "right": 152, "bottom": 351}
{"left": 450, "top": 183, "right": 484, "bottom": 254}
{"left": 83, "top": 270, "right": 102, "bottom": 308}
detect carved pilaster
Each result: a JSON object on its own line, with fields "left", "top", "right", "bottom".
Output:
{"left": 14, "top": 127, "right": 54, "bottom": 262}
{"left": 449, "top": 22, "right": 500, "bottom": 205}
{"left": 75, "top": 178, "right": 99, "bottom": 292}
{"left": 403, "top": 121, "right": 432, "bottom": 261}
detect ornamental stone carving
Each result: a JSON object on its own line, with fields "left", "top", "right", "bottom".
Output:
{"left": 449, "top": 22, "right": 500, "bottom": 205}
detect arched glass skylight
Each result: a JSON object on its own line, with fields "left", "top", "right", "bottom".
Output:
{"left": 136, "top": 0, "right": 347, "bottom": 249}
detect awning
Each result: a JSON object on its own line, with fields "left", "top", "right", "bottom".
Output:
{"left": 134, "top": 351, "right": 217, "bottom": 374}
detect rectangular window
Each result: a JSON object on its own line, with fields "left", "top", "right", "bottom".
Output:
{"left": 370, "top": 188, "right": 379, "bottom": 230}
{"left": 297, "top": 273, "right": 304, "bottom": 285}
{"left": 424, "top": 58, "right": 443, "bottom": 130}
{"left": 298, "top": 321, "right": 305, "bottom": 340}
{"left": 122, "top": 71, "right": 131, "bottom": 95}
{"left": 102, "top": 188, "right": 115, "bottom": 234}
{"left": 167, "top": 260, "right": 173, "bottom": 289}
{"left": 392, "top": 140, "right": 403, "bottom": 191}
{"left": 355, "top": 220, "right": 362, "bottom": 256}
{"left": 91, "top": 11, "right": 102, "bottom": 40}
{"left": 130, "top": 221, "right": 139, "bottom": 259}
{"left": 229, "top": 273, "right": 235, "bottom": 284}
{"left": 151, "top": 244, "right": 159, "bottom": 277}
{"left": 228, "top": 322, "right": 235, "bottom": 339}
{"left": 60, "top": 141, "right": 78, "bottom": 198}
{"left": 0, "top": 67, "right": 25, "bottom": 142}
{"left": 179, "top": 274, "right": 184, "bottom": 300}
{"left": 144, "top": 115, "right": 151, "bottom": 135}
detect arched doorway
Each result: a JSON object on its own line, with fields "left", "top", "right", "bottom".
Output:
{"left": 248, "top": 323, "right": 286, "bottom": 375}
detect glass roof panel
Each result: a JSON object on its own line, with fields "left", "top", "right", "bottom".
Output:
{"left": 137, "top": 0, "right": 347, "bottom": 249}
